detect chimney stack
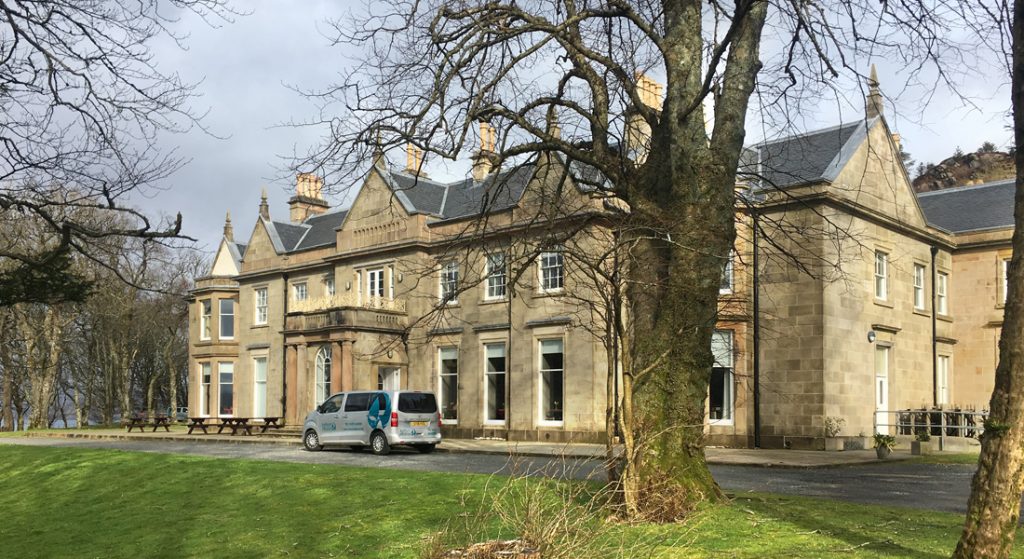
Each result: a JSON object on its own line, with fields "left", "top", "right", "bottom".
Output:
{"left": 471, "top": 122, "right": 499, "bottom": 181}
{"left": 289, "top": 173, "right": 330, "bottom": 222}
{"left": 405, "top": 143, "right": 427, "bottom": 176}
{"left": 625, "top": 72, "right": 664, "bottom": 164}
{"left": 866, "top": 64, "right": 884, "bottom": 119}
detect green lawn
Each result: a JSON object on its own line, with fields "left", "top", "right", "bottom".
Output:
{"left": 0, "top": 445, "right": 1017, "bottom": 559}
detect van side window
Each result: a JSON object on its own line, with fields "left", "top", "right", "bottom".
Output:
{"left": 375, "top": 393, "right": 388, "bottom": 412}
{"left": 321, "top": 394, "right": 344, "bottom": 414}
{"left": 344, "top": 393, "right": 371, "bottom": 412}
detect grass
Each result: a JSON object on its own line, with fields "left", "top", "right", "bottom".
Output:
{"left": 0, "top": 445, "right": 1018, "bottom": 559}
{"left": 906, "top": 452, "right": 981, "bottom": 465}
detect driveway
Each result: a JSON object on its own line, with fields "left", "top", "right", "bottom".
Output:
{"left": 0, "top": 436, "right": 977, "bottom": 514}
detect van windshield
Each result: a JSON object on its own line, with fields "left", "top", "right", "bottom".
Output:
{"left": 398, "top": 393, "right": 438, "bottom": 414}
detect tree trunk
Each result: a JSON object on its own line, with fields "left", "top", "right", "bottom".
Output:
{"left": 953, "top": 2, "right": 1024, "bottom": 555}
{"left": 0, "top": 326, "right": 14, "bottom": 432}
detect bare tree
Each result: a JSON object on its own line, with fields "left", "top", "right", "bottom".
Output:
{"left": 0, "top": 0, "right": 236, "bottom": 305}
{"left": 299, "top": 0, "right": 973, "bottom": 519}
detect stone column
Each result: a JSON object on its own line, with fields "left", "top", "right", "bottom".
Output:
{"left": 285, "top": 345, "right": 298, "bottom": 425}
{"left": 330, "top": 341, "right": 343, "bottom": 396}
{"left": 341, "top": 340, "right": 354, "bottom": 391}
{"left": 295, "top": 343, "right": 308, "bottom": 417}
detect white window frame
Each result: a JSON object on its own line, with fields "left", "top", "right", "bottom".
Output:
{"left": 253, "top": 356, "right": 268, "bottom": 418}
{"left": 485, "top": 253, "right": 507, "bottom": 300}
{"left": 219, "top": 298, "right": 235, "bottom": 340}
{"left": 719, "top": 251, "right": 734, "bottom": 295}
{"left": 539, "top": 250, "right": 564, "bottom": 293}
{"left": 937, "top": 272, "right": 949, "bottom": 315}
{"left": 199, "top": 362, "right": 212, "bottom": 417}
{"left": 937, "top": 354, "right": 951, "bottom": 406}
{"left": 537, "top": 339, "right": 565, "bottom": 427}
{"left": 367, "top": 268, "right": 385, "bottom": 299}
{"left": 254, "top": 287, "right": 268, "bottom": 325}
{"left": 438, "top": 347, "right": 459, "bottom": 424}
{"left": 483, "top": 342, "right": 507, "bottom": 426}
{"left": 874, "top": 251, "right": 888, "bottom": 300}
{"left": 218, "top": 361, "right": 234, "bottom": 417}
{"left": 1004, "top": 259, "right": 1011, "bottom": 304}
{"left": 325, "top": 276, "right": 336, "bottom": 297}
{"left": 315, "top": 346, "right": 332, "bottom": 405}
{"left": 293, "top": 282, "right": 308, "bottom": 302}
{"left": 709, "top": 330, "right": 734, "bottom": 425}
{"left": 199, "top": 300, "right": 212, "bottom": 341}
{"left": 913, "top": 264, "right": 926, "bottom": 311}
{"left": 440, "top": 261, "right": 459, "bottom": 303}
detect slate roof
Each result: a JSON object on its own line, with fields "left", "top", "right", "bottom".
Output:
{"left": 916, "top": 179, "right": 1015, "bottom": 233}
{"left": 742, "top": 119, "right": 873, "bottom": 189}
{"left": 261, "top": 209, "right": 348, "bottom": 254}
{"left": 380, "top": 164, "right": 534, "bottom": 220}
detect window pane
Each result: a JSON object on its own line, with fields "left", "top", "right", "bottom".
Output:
{"left": 218, "top": 363, "right": 233, "bottom": 416}
{"left": 254, "top": 357, "right": 267, "bottom": 417}
{"left": 540, "top": 339, "right": 564, "bottom": 422}
{"left": 710, "top": 331, "right": 733, "bottom": 421}
{"left": 344, "top": 393, "right": 371, "bottom": 412}
{"left": 487, "top": 372, "right": 506, "bottom": 421}
{"left": 439, "top": 347, "right": 458, "bottom": 420}
{"left": 219, "top": 299, "right": 234, "bottom": 338}
{"left": 398, "top": 393, "right": 438, "bottom": 413}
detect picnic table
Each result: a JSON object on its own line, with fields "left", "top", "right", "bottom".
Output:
{"left": 187, "top": 416, "right": 284, "bottom": 436}
{"left": 125, "top": 415, "right": 171, "bottom": 433}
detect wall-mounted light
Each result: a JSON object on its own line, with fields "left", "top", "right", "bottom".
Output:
{"left": 387, "top": 350, "right": 394, "bottom": 359}
{"left": 345, "top": 281, "right": 352, "bottom": 291}
{"left": 867, "top": 330, "right": 877, "bottom": 343}
{"left": 397, "top": 273, "right": 404, "bottom": 283}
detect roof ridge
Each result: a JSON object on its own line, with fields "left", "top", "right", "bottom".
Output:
{"left": 916, "top": 178, "right": 1015, "bottom": 198}
{"left": 754, "top": 120, "right": 865, "bottom": 148}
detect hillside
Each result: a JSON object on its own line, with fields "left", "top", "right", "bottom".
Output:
{"left": 912, "top": 148, "right": 1015, "bottom": 193}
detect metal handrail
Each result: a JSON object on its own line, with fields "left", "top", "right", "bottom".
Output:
{"left": 874, "top": 408, "right": 988, "bottom": 439}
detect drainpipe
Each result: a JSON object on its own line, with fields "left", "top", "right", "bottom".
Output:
{"left": 930, "top": 246, "right": 939, "bottom": 407}
{"left": 282, "top": 273, "right": 290, "bottom": 420}
{"left": 752, "top": 207, "right": 761, "bottom": 448}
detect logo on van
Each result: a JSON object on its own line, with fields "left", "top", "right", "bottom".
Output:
{"left": 367, "top": 392, "right": 391, "bottom": 429}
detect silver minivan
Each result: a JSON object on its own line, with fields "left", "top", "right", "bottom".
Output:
{"left": 302, "top": 390, "right": 442, "bottom": 455}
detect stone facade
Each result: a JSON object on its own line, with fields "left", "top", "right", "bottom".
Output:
{"left": 189, "top": 112, "right": 1012, "bottom": 448}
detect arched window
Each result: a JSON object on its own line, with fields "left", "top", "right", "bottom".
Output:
{"left": 315, "top": 346, "right": 332, "bottom": 405}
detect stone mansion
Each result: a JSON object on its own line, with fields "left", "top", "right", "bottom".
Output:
{"left": 189, "top": 105, "right": 1014, "bottom": 448}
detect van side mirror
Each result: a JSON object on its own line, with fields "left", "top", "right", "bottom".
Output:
{"left": 316, "top": 404, "right": 324, "bottom": 414}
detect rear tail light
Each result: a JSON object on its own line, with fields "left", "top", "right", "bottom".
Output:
{"left": 391, "top": 411, "right": 398, "bottom": 427}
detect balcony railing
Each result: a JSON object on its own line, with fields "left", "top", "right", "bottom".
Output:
{"left": 291, "top": 294, "right": 406, "bottom": 314}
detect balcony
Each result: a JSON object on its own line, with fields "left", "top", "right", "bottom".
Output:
{"left": 286, "top": 294, "right": 407, "bottom": 333}
{"left": 291, "top": 294, "right": 406, "bottom": 314}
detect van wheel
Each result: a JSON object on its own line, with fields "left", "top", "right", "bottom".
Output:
{"left": 370, "top": 431, "right": 390, "bottom": 456}
{"left": 303, "top": 430, "right": 322, "bottom": 451}
{"left": 414, "top": 444, "right": 436, "bottom": 454}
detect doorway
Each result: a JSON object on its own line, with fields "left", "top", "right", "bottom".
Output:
{"left": 875, "top": 345, "right": 890, "bottom": 435}
{"left": 378, "top": 366, "right": 401, "bottom": 391}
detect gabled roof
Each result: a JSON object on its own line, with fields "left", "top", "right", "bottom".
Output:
{"left": 743, "top": 119, "right": 875, "bottom": 189}
{"left": 260, "top": 209, "right": 349, "bottom": 254}
{"left": 378, "top": 164, "right": 534, "bottom": 220}
{"left": 916, "top": 179, "right": 1015, "bottom": 233}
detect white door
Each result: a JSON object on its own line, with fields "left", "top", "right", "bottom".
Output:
{"left": 875, "top": 346, "right": 890, "bottom": 435}
{"left": 378, "top": 367, "right": 400, "bottom": 391}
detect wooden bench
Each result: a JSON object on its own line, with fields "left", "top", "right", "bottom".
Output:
{"left": 186, "top": 417, "right": 220, "bottom": 435}
{"left": 218, "top": 417, "right": 254, "bottom": 436}
{"left": 125, "top": 415, "right": 172, "bottom": 433}
{"left": 256, "top": 417, "right": 283, "bottom": 434}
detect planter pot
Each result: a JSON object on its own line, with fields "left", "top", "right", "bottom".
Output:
{"left": 911, "top": 441, "right": 932, "bottom": 455}
{"left": 824, "top": 438, "right": 844, "bottom": 451}
{"left": 875, "top": 446, "right": 892, "bottom": 460}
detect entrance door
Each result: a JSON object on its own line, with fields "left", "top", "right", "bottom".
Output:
{"left": 378, "top": 367, "right": 401, "bottom": 391}
{"left": 875, "top": 346, "right": 890, "bottom": 435}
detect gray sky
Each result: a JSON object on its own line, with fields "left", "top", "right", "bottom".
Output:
{"left": 137, "top": 1, "right": 1013, "bottom": 256}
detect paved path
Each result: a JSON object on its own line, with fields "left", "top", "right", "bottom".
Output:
{"left": 0, "top": 436, "right": 978, "bottom": 514}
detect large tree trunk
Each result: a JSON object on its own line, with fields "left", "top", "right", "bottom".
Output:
{"left": 615, "top": 0, "right": 767, "bottom": 520}
{"left": 953, "top": 2, "right": 1024, "bottom": 556}
{"left": 0, "top": 314, "right": 14, "bottom": 432}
